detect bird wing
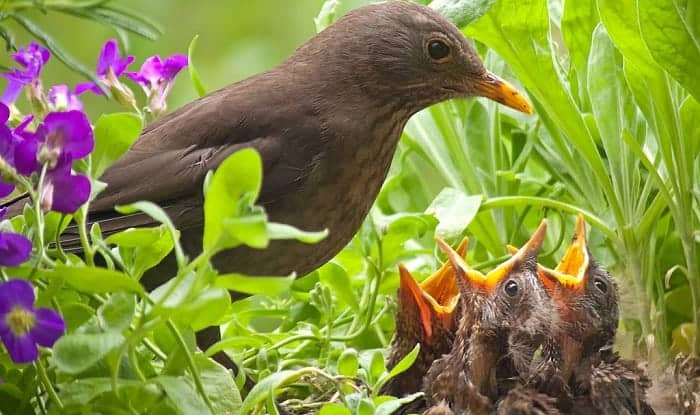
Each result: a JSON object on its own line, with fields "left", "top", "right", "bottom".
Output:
{"left": 13, "top": 73, "right": 323, "bottom": 253}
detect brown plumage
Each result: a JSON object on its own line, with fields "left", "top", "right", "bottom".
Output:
{"left": 529, "top": 215, "right": 653, "bottom": 414}
{"left": 1, "top": 1, "right": 532, "bottom": 368}
{"left": 424, "top": 220, "right": 553, "bottom": 415}
{"left": 382, "top": 238, "right": 468, "bottom": 399}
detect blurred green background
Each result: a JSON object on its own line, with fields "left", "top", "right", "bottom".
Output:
{"left": 1, "top": 0, "right": 366, "bottom": 117}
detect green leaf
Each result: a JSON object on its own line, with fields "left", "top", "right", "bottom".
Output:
{"left": 116, "top": 201, "right": 183, "bottom": 266}
{"left": 107, "top": 226, "right": 175, "bottom": 278}
{"left": 318, "top": 262, "right": 359, "bottom": 311}
{"left": 597, "top": 0, "right": 658, "bottom": 73}
{"left": 216, "top": 273, "right": 296, "bottom": 296}
{"left": 44, "top": 265, "right": 144, "bottom": 295}
{"left": 374, "top": 344, "right": 420, "bottom": 394}
{"left": 97, "top": 293, "right": 136, "bottom": 332}
{"left": 267, "top": 222, "right": 328, "bottom": 243}
{"left": 375, "top": 393, "right": 424, "bottom": 415}
{"left": 53, "top": 331, "right": 125, "bottom": 375}
{"left": 91, "top": 112, "right": 143, "bottom": 179}
{"left": 426, "top": 188, "right": 481, "bottom": 240}
{"left": 188, "top": 35, "right": 208, "bottom": 97}
{"left": 196, "top": 355, "right": 243, "bottom": 414}
{"left": 60, "top": 302, "right": 95, "bottom": 332}
{"left": 240, "top": 370, "right": 298, "bottom": 414}
{"left": 203, "top": 149, "right": 263, "bottom": 251}
{"left": 429, "top": 0, "right": 496, "bottom": 28}
{"left": 319, "top": 403, "right": 352, "bottom": 415}
{"left": 638, "top": 0, "right": 700, "bottom": 102}
{"left": 337, "top": 351, "right": 359, "bottom": 377}
{"left": 155, "top": 376, "right": 212, "bottom": 415}
{"left": 314, "top": 0, "right": 340, "bottom": 32}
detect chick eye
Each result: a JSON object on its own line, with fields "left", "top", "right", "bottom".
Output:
{"left": 594, "top": 278, "right": 607, "bottom": 293}
{"left": 428, "top": 39, "right": 450, "bottom": 61}
{"left": 504, "top": 280, "right": 519, "bottom": 297}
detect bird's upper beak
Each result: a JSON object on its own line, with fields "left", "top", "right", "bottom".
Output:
{"left": 436, "top": 223, "right": 547, "bottom": 296}
{"left": 509, "top": 215, "right": 590, "bottom": 291}
{"left": 472, "top": 71, "right": 534, "bottom": 114}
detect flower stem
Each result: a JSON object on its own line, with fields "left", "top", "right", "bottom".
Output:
{"left": 35, "top": 359, "right": 63, "bottom": 411}
{"left": 166, "top": 319, "right": 215, "bottom": 413}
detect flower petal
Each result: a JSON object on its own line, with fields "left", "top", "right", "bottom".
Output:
{"left": 43, "top": 165, "right": 90, "bottom": 214}
{"left": 162, "top": 54, "right": 188, "bottom": 80}
{"left": 37, "top": 111, "right": 94, "bottom": 161}
{"left": 30, "top": 308, "right": 65, "bottom": 347}
{"left": 74, "top": 82, "right": 104, "bottom": 96}
{"left": 0, "top": 330, "right": 38, "bottom": 364}
{"left": 0, "top": 103, "right": 9, "bottom": 123}
{"left": 0, "top": 233, "right": 32, "bottom": 266}
{"left": 96, "top": 39, "right": 119, "bottom": 77}
{"left": 1, "top": 80, "right": 26, "bottom": 105}
{"left": 0, "top": 181, "right": 14, "bottom": 199}
{"left": 0, "top": 279, "right": 35, "bottom": 315}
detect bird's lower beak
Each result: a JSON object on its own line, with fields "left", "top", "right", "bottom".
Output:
{"left": 472, "top": 71, "right": 534, "bottom": 114}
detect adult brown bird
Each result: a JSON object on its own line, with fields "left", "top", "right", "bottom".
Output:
{"left": 424, "top": 220, "right": 552, "bottom": 415}
{"left": 526, "top": 215, "right": 654, "bottom": 414}
{"left": 381, "top": 238, "right": 467, "bottom": 400}
{"left": 3, "top": 1, "right": 532, "bottom": 366}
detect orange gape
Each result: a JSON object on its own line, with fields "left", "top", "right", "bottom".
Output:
{"left": 396, "top": 238, "right": 467, "bottom": 343}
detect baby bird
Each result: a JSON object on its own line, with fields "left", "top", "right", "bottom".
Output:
{"left": 528, "top": 214, "right": 653, "bottom": 414}
{"left": 424, "top": 220, "right": 554, "bottom": 415}
{"left": 381, "top": 239, "right": 468, "bottom": 400}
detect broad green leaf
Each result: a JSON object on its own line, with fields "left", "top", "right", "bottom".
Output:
{"left": 319, "top": 403, "right": 352, "bottom": 415}
{"left": 176, "top": 286, "right": 230, "bottom": 331}
{"left": 91, "top": 113, "right": 143, "bottom": 179}
{"left": 203, "top": 149, "right": 263, "bottom": 251}
{"left": 375, "top": 392, "right": 424, "bottom": 415}
{"left": 429, "top": 0, "right": 496, "bottom": 28}
{"left": 44, "top": 265, "right": 144, "bottom": 295}
{"left": 267, "top": 222, "right": 328, "bottom": 243}
{"left": 60, "top": 302, "right": 95, "bottom": 331}
{"left": 222, "top": 214, "right": 269, "bottom": 249}
{"left": 196, "top": 355, "right": 243, "bottom": 414}
{"left": 680, "top": 95, "right": 700, "bottom": 157}
{"left": 337, "top": 348, "right": 360, "bottom": 377}
{"left": 97, "top": 293, "right": 136, "bottom": 332}
{"left": 188, "top": 35, "right": 207, "bottom": 97}
{"left": 426, "top": 187, "right": 481, "bottom": 240}
{"left": 374, "top": 344, "right": 420, "bottom": 394}
{"left": 155, "top": 376, "right": 212, "bottom": 415}
{"left": 597, "top": 0, "right": 658, "bottom": 73}
{"left": 240, "top": 370, "right": 298, "bottom": 414}
{"left": 216, "top": 273, "right": 296, "bottom": 296}
{"left": 58, "top": 378, "right": 141, "bottom": 406}
{"left": 53, "top": 331, "right": 125, "bottom": 374}
{"left": 561, "top": 0, "right": 599, "bottom": 78}
{"left": 638, "top": 0, "right": 700, "bottom": 102}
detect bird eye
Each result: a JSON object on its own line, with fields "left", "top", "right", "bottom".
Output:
{"left": 594, "top": 278, "right": 607, "bottom": 293}
{"left": 428, "top": 39, "right": 450, "bottom": 61}
{"left": 504, "top": 280, "right": 519, "bottom": 297}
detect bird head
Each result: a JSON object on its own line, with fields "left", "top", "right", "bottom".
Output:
{"left": 306, "top": 1, "right": 533, "bottom": 115}
{"left": 436, "top": 220, "right": 550, "bottom": 338}
{"left": 395, "top": 238, "right": 468, "bottom": 347}
{"left": 509, "top": 214, "right": 619, "bottom": 351}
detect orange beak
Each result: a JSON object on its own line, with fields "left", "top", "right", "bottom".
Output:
{"left": 438, "top": 220, "right": 547, "bottom": 294}
{"left": 472, "top": 71, "right": 534, "bottom": 114}
{"left": 396, "top": 238, "right": 468, "bottom": 342}
{"left": 509, "top": 215, "right": 589, "bottom": 291}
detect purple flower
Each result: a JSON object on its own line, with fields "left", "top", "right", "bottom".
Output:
{"left": 48, "top": 85, "right": 83, "bottom": 112}
{"left": 35, "top": 110, "right": 93, "bottom": 168}
{"left": 0, "top": 104, "right": 37, "bottom": 196}
{"left": 39, "top": 154, "right": 90, "bottom": 214}
{"left": 126, "top": 54, "right": 188, "bottom": 116}
{"left": 0, "top": 207, "right": 31, "bottom": 267}
{"left": 75, "top": 39, "right": 135, "bottom": 102}
{"left": 0, "top": 279, "right": 65, "bottom": 364}
{"left": 1, "top": 42, "right": 50, "bottom": 105}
